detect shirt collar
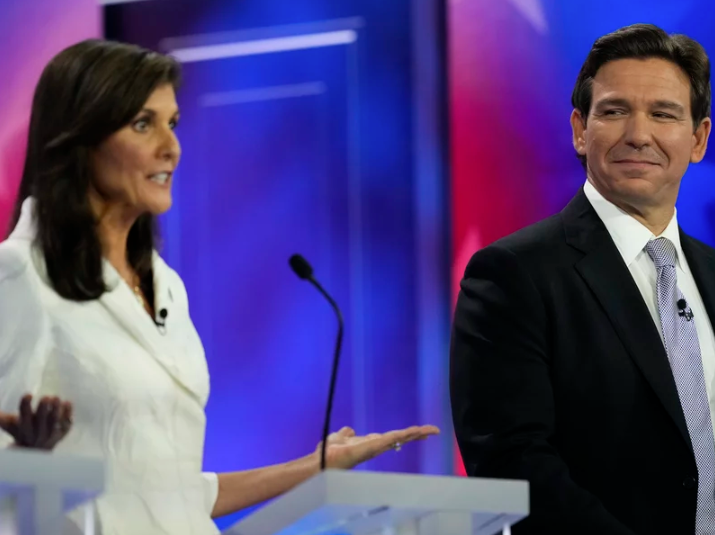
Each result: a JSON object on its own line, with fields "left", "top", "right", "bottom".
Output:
{"left": 583, "top": 179, "right": 684, "bottom": 267}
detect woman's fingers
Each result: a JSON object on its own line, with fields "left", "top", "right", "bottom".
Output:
{"left": 61, "top": 402, "right": 73, "bottom": 428}
{"left": 45, "top": 398, "right": 63, "bottom": 447}
{"left": 0, "top": 412, "right": 19, "bottom": 440}
{"left": 389, "top": 425, "right": 440, "bottom": 444}
{"left": 324, "top": 424, "right": 440, "bottom": 469}
{"left": 17, "top": 395, "right": 35, "bottom": 446}
{"left": 46, "top": 401, "right": 72, "bottom": 450}
{"left": 9, "top": 395, "right": 75, "bottom": 449}
{"left": 34, "top": 397, "right": 55, "bottom": 446}
{"left": 363, "top": 425, "right": 441, "bottom": 457}
{"left": 418, "top": 425, "right": 440, "bottom": 436}
{"left": 343, "top": 432, "right": 403, "bottom": 463}
{"left": 337, "top": 426, "right": 355, "bottom": 438}
{"left": 325, "top": 427, "right": 357, "bottom": 447}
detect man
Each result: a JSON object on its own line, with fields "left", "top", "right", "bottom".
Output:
{"left": 451, "top": 24, "right": 715, "bottom": 534}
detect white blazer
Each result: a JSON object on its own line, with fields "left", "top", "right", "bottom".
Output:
{"left": 0, "top": 198, "right": 219, "bottom": 535}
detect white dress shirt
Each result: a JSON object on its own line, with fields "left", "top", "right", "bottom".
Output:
{"left": 584, "top": 180, "right": 715, "bottom": 439}
{"left": 0, "top": 198, "right": 219, "bottom": 535}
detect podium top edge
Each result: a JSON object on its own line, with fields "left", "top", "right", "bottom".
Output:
{"left": 0, "top": 449, "right": 104, "bottom": 487}
{"left": 224, "top": 469, "right": 529, "bottom": 535}
{"left": 316, "top": 469, "right": 527, "bottom": 488}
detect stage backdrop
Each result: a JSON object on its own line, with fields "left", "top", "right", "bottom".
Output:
{"left": 0, "top": 0, "right": 100, "bottom": 232}
{"left": 448, "top": 0, "right": 715, "bottom": 475}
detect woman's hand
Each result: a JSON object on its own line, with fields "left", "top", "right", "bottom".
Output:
{"left": 317, "top": 425, "right": 440, "bottom": 470}
{"left": 0, "top": 394, "right": 73, "bottom": 450}
{"left": 211, "top": 425, "right": 440, "bottom": 517}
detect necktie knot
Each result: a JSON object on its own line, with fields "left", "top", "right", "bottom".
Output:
{"left": 645, "top": 237, "right": 677, "bottom": 269}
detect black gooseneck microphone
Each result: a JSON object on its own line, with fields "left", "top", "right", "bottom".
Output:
{"left": 289, "top": 254, "right": 344, "bottom": 470}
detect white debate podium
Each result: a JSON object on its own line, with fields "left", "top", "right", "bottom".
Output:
{"left": 0, "top": 453, "right": 528, "bottom": 535}
{"left": 0, "top": 448, "right": 104, "bottom": 535}
{"left": 223, "top": 470, "right": 528, "bottom": 535}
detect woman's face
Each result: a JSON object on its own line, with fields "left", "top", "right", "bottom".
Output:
{"left": 90, "top": 84, "right": 180, "bottom": 217}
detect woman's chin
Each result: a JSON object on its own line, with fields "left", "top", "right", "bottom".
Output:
{"left": 143, "top": 195, "right": 173, "bottom": 216}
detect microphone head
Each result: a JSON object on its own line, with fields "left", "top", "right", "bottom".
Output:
{"left": 289, "top": 254, "right": 314, "bottom": 280}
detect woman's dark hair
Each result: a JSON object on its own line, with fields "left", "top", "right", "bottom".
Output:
{"left": 9, "top": 39, "right": 181, "bottom": 301}
{"left": 572, "top": 24, "right": 711, "bottom": 168}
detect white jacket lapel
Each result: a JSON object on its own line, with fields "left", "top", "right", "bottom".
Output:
{"left": 98, "top": 259, "right": 207, "bottom": 402}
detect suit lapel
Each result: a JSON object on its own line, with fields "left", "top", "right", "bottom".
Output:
{"left": 563, "top": 190, "right": 692, "bottom": 451}
{"left": 681, "top": 231, "right": 715, "bottom": 330}
{"left": 97, "top": 258, "right": 204, "bottom": 401}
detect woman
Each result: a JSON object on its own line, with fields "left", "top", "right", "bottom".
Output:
{"left": 0, "top": 39, "right": 438, "bottom": 534}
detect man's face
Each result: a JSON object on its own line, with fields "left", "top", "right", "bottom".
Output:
{"left": 571, "top": 57, "right": 710, "bottom": 213}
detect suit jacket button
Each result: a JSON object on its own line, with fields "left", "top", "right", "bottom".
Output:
{"left": 683, "top": 476, "right": 697, "bottom": 489}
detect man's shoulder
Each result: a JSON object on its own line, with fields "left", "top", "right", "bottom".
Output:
{"left": 463, "top": 189, "right": 596, "bottom": 278}
{"left": 682, "top": 231, "right": 715, "bottom": 257}
{"left": 488, "top": 212, "right": 567, "bottom": 259}
{"left": 460, "top": 212, "right": 573, "bottom": 285}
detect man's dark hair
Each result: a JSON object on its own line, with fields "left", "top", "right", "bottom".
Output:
{"left": 572, "top": 24, "right": 711, "bottom": 168}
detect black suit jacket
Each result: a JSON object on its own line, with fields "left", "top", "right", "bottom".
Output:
{"left": 450, "top": 189, "right": 715, "bottom": 534}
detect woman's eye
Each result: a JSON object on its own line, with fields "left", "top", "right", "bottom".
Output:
{"left": 132, "top": 118, "right": 150, "bottom": 132}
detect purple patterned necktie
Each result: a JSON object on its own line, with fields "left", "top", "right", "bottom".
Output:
{"left": 646, "top": 237, "right": 715, "bottom": 533}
